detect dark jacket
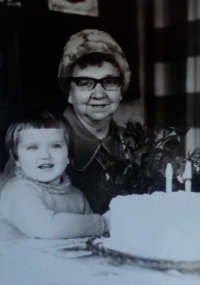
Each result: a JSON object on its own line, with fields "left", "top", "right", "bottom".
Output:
{"left": 64, "top": 106, "right": 130, "bottom": 214}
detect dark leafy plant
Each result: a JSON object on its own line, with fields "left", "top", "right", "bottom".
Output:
{"left": 109, "top": 121, "right": 189, "bottom": 194}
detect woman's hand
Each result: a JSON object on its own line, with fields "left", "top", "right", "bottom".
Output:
{"left": 102, "top": 210, "right": 111, "bottom": 236}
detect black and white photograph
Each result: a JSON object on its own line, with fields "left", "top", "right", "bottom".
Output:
{"left": 0, "top": 0, "right": 200, "bottom": 284}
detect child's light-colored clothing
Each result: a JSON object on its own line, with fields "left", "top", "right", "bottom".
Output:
{"left": 0, "top": 171, "right": 105, "bottom": 239}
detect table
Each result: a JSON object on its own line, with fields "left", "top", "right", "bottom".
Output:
{"left": 0, "top": 237, "right": 200, "bottom": 285}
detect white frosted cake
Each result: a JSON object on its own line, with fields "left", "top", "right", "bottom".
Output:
{"left": 102, "top": 191, "right": 200, "bottom": 261}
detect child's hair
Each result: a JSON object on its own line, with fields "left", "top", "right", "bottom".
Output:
{"left": 5, "top": 105, "right": 72, "bottom": 160}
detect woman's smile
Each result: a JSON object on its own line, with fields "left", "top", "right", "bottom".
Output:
{"left": 68, "top": 62, "right": 122, "bottom": 125}
{"left": 88, "top": 104, "right": 107, "bottom": 108}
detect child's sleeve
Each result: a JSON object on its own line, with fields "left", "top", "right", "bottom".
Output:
{"left": 0, "top": 181, "right": 105, "bottom": 239}
{"left": 69, "top": 186, "right": 94, "bottom": 215}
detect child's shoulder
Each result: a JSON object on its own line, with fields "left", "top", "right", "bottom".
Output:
{"left": 1, "top": 177, "right": 38, "bottom": 198}
{"left": 4, "top": 176, "right": 36, "bottom": 188}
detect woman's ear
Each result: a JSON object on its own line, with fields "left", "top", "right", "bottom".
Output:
{"left": 68, "top": 91, "right": 73, "bottom": 104}
{"left": 120, "top": 86, "right": 123, "bottom": 101}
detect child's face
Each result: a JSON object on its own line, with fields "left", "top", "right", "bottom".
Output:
{"left": 15, "top": 128, "right": 69, "bottom": 184}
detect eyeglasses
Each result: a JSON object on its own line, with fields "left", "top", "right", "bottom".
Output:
{"left": 69, "top": 77, "right": 122, "bottom": 91}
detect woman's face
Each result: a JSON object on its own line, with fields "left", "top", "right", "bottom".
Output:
{"left": 68, "top": 62, "right": 122, "bottom": 125}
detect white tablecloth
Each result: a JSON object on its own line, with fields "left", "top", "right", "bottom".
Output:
{"left": 0, "top": 237, "right": 200, "bottom": 285}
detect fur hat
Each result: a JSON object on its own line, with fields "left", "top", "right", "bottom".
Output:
{"left": 58, "top": 29, "right": 131, "bottom": 95}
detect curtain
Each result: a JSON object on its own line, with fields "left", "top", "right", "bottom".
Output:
{"left": 186, "top": 0, "right": 200, "bottom": 154}
{"left": 144, "top": 0, "right": 200, "bottom": 155}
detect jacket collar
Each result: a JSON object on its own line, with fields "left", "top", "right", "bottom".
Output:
{"left": 64, "top": 106, "right": 121, "bottom": 170}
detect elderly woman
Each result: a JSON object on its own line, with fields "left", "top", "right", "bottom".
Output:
{"left": 58, "top": 29, "right": 132, "bottom": 214}
{"left": 0, "top": 29, "right": 132, "bottom": 215}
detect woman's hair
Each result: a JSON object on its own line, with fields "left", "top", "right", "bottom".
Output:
{"left": 68, "top": 52, "right": 121, "bottom": 74}
{"left": 58, "top": 29, "right": 131, "bottom": 97}
{"left": 6, "top": 105, "right": 72, "bottom": 160}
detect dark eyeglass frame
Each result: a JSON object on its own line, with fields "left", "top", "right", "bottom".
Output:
{"left": 68, "top": 77, "right": 123, "bottom": 91}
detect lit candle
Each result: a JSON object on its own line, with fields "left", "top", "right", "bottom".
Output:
{"left": 183, "top": 161, "right": 192, "bottom": 192}
{"left": 165, "top": 163, "right": 173, "bottom": 193}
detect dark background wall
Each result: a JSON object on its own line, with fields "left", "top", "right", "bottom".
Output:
{"left": 0, "top": 1, "right": 139, "bottom": 170}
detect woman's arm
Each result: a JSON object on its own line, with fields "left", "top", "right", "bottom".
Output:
{"left": 0, "top": 181, "right": 105, "bottom": 239}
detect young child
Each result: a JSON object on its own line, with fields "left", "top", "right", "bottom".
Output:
{"left": 0, "top": 106, "right": 109, "bottom": 239}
